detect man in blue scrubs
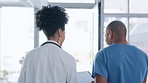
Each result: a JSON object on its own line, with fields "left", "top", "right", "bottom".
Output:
{"left": 92, "top": 20, "right": 148, "bottom": 83}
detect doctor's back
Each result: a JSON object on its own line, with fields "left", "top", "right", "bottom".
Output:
{"left": 17, "top": 5, "right": 78, "bottom": 83}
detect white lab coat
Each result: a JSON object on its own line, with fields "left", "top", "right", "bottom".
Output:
{"left": 18, "top": 41, "right": 78, "bottom": 83}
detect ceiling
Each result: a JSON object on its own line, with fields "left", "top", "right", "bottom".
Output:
{"left": 0, "top": 0, "right": 33, "bottom": 7}
{"left": 0, "top": 0, "right": 97, "bottom": 9}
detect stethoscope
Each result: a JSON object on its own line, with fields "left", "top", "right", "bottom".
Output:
{"left": 41, "top": 42, "right": 61, "bottom": 49}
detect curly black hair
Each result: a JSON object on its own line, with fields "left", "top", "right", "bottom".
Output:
{"left": 35, "top": 5, "right": 69, "bottom": 39}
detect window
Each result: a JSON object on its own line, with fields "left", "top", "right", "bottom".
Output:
{"left": 104, "top": 0, "right": 128, "bottom": 13}
{"left": 103, "top": 0, "right": 148, "bottom": 56}
{"left": 0, "top": 7, "right": 34, "bottom": 83}
{"left": 130, "top": 0, "right": 148, "bottom": 13}
{"left": 129, "top": 18, "right": 148, "bottom": 54}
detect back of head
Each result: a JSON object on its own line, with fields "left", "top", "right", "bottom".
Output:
{"left": 35, "top": 5, "right": 68, "bottom": 39}
{"left": 107, "top": 20, "right": 127, "bottom": 38}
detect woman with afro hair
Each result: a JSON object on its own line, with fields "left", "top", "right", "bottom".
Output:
{"left": 18, "top": 5, "right": 78, "bottom": 83}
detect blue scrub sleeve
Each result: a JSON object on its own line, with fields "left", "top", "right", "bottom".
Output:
{"left": 92, "top": 51, "right": 108, "bottom": 79}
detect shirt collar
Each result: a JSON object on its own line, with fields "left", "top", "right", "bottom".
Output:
{"left": 47, "top": 40, "right": 60, "bottom": 46}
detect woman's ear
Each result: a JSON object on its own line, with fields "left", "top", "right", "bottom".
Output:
{"left": 57, "top": 29, "right": 62, "bottom": 37}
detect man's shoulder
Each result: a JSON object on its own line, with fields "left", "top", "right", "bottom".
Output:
{"left": 98, "top": 45, "right": 114, "bottom": 52}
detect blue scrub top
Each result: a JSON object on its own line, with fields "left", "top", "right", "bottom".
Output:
{"left": 92, "top": 44, "right": 148, "bottom": 83}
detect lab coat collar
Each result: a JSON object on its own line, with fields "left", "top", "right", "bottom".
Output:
{"left": 41, "top": 40, "right": 61, "bottom": 48}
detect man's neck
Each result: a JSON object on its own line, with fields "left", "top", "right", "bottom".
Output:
{"left": 114, "top": 38, "right": 128, "bottom": 44}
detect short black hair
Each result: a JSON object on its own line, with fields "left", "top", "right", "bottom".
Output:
{"left": 35, "top": 5, "right": 68, "bottom": 39}
{"left": 107, "top": 20, "right": 127, "bottom": 37}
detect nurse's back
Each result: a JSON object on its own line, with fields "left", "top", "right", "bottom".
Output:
{"left": 106, "top": 44, "right": 148, "bottom": 83}
{"left": 92, "top": 21, "right": 148, "bottom": 83}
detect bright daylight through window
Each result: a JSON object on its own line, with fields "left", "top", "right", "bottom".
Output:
{"left": 0, "top": 7, "right": 34, "bottom": 83}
